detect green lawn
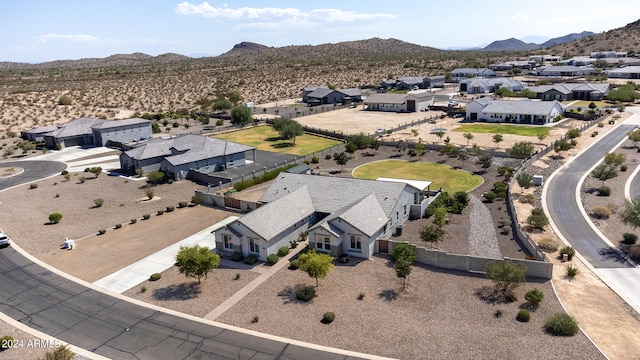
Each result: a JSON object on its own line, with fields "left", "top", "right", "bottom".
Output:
{"left": 454, "top": 124, "right": 550, "bottom": 137}
{"left": 564, "top": 100, "right": 609, "bottom": 108}
{"left": 352, "top": 160, "right": 482, "bottom": 193}
{"left": 214, "top": 126, "right": 342, "bottom": 156}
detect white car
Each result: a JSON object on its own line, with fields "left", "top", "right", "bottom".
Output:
{"left": 0, "top": 229, "right": 10, "bottom": 246}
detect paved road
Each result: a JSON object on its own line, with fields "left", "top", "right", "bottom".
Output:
{"left": 0, "top": 160, "right": 66, "bottom": 188}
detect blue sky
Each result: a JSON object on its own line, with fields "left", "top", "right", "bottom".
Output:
{"left": 2, "top": 0, "right": 638, "bottom": 63}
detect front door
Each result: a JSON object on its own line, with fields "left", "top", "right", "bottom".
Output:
{"left": 378, "top": 240, "right": 388, "bottom": 253}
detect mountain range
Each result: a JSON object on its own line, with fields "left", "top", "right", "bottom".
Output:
{"left": 482, "top": 31, "right": 595, "bottom": 51}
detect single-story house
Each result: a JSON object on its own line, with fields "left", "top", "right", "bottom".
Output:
{"left": 596, "top": 57, "right": 640, "bottom": 68}
{"left": 458, "top": 77, "right": 525, "bottom": 94}
{"left": 558, "top": 57, "right": 598, "bottom": 66}
{"left": 527, "top": 83, "right": 610, "bottom": 101}
{"left": 606, "top": 66, "right": 640, "bottom": 79}
{"left": 301, "top": 86, "right": 362, "bottom": 105}
{"left": 364, "top": 92, "right": 434, "bottom": 112}
{"left": 120, "top": 134, "right": 256, "bottom": 180}
{"left": 591, "top": 51, "right": 628, "bottom": 58}
{"left": 528, "top": 55, "right": 563, "bottom": 64}
{"left": 535, "top": 66, "right": 596, "bottom": 77}
{"left": 450, "top": 68, "right": 495, "bottom": 80}
{"left": 34, "top": 117, "right": 151, "bottom": 149}
{"left": 380, "top": 76, "right": 445, "bottom": 90}
{"left": 214, "top": 173, "right": 436, "bottom": 261}
{"left": 21, "top": 125, "right": 58, "bottom": 142}
{"left": 488, "top": 61, "right": 534, "bottom": 71}
{"left": 466, "top": 98, "right": 564, "bottom": 124}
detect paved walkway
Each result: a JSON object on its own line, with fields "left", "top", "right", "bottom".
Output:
{"left": 204, "top": 240, "right": 309, "bottom": 320}
{"left": 93, "top": 216, "right": 239, "bottom": 293}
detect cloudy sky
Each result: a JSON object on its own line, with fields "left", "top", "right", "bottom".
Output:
{"left": 1, "top": 0, "right": 638, "bottom": 63}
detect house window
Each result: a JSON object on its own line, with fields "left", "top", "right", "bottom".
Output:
{"left": 222, "top": 234, "right": 233, "bottom": 250}
{"left": 350, "top": 235, "right": 362, "bottom": 252}
{"left": 316, "top": 236, "right": 331, "bottom": 251}
{"left": 404, "top": 204, "right": 407, "bottom": 216}
{"left": 249, "top": 238, "right": 260, "bottom": 254}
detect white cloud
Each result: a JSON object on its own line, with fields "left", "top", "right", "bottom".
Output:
{"left": 37, "top": 34, "right": 101, "bottom": 44}
{"left": 509, "top": 13, "right": 530, "bottom": 21}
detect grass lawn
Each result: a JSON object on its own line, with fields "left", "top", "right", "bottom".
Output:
{"left": 214, "top": 126, "right": 342, "bottom": 156}
{"left": 454, "top": 124, "right": 550, "bottom": 137}
{"left": 565, "top": 100, "right": 609, "bottom": 108}
{"left": 352, "top": 160, "right": 482, "bottom": 193}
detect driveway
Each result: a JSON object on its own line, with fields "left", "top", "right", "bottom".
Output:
{"left": 0, "top": 160, "right": 66, "bottom": 189}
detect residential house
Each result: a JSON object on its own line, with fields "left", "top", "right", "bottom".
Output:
{"left": 21, "top": 125, "right": 58, "bottom": 142}
{"left": 33, "top": 117, "right": 151, "bottom": 149}
{"left": 591, "top": 51, "right": 628, "bottom": 58}
{"left": 465, "top": 98, "right": 564, "bottom": 124}
{"left": 379, "top": 76, "right": 444, "bottom": 90}
{"left": 559, "top": 57, "right": 598, "bottom": 66}
{"left": 214, "top": 173, "right": 436, "bottom": 261}
{"left": 606, "top": 66, "right": 640, "bottom": 79}
{"left": 488, "top": 61, "right": 534, "bottom": 71}
{"left": 458, "top": 77, "right": 525, "bottom": 94}
{"left": 535, "top": 65, "right": 596, "bottom": 77}
{"left": 450, "top": 68, "right": 495, "bottom": 80}
{"left": 363, "top": 92, "right": 434, "bottom": 112}
{"left": 119, "top": 134, "right": 255, "bottom": 180}
{"left": 301, "top": 86, "right": 362, "bottom": 106}
{"left": 528, "top": 55, "right": 563, "bottom": 64}
{"left": 596, "top": 57, "right": 640, "bottom": 68}
{"left": 527, "top": 83, "right": 610, "bottom": 101}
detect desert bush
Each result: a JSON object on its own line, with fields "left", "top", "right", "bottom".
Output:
{"left": 590, "top": 206, "right": 611, "bottom": 219}
{"left": 544, "top": 313, "right": 579, "bottom": 336}
{"left": 191, "top": 195, "right": 201, "bottom": 205}
{"left": 357, "top": 292, "right": 365, "bottom": 300}
{"left": 296, "top": 286, "right": 317, "bottom": 302}
{"left": 145, "top": 188, "right": 154, "bottom": 199}
{"left": 48, "top": 212, "right": 63, "bottom": 224}
{"left": 516, "top": 309, "right": 531, "bottom": 322}
{"left": 497, "top": 217, "right": 511, "bottom": 228}
{"left": 494, "top": 309, "right": 503, "bottom": 318}
{"left": 41, "top": 345, "right": 75, "bottom": 360}
{"left": 322, "top": 312, "right": 336, "bottom": 324}
{"left": 251, "top": 315, "right": 259, "bottom": 323}
{"left": 311, "top": 156, "right": 319, "bottom": 164}
{"left": 64, "top": 173, "right": 71, "bottom": 181}
{"left": 519, "top": 193, "right": 536, "bottom": 204}
{"left": 524, "top": 288, "right": 544, "bottom": 306}
{"left": 93, "top": 198, "right": 104, "bottom": 207}
{"left": 115, "top": 224, "right": 122, "bottom": 229}
{"left": 484, "top": 191, "right": 497, "bottom": 203}
{"left": 142, "top": 214, "right": 151, "bottom": 220}
{"left": 157, "top": 210, "right": 164, "bottom": 216}
{"left": 0, "top": 335, "right": 15, "bottom": 350}
{"left": 231, "top": 252, "right": 244, "bottom": 262}
{"left": 526, "top": 208, "right": 549, "bottom": 230}
{"left": 278, "top": 246, "right": 290, "bottom": 257}
{"left": 29, "top": 183, "right": 38, "bottom": 189}
{"left": 325, "top": 154, "right": 331, "bottom": 160}
{"left": 289, "top": 259, "right": 300, "bottom": 270}
{"left": 267, "top": 253, "right": 279, "bottom": 265}
{"left": 289, "top": 240, "right": 298, "bottom": 249}
{"left": 166, "top": 205, "right": 174, "bottom": 212}
{"left": 178, "top": 201, "right": 188, "bottom": 208}
{"left": 497, "top": 166, "right": 514, "bottom": 176}
{"left": 591, "top": 131, "right": 598, "bottom": 137}
{"left": 79, "top": 176, "right": 86, "bottom": 183}
{"left": 98, "top": 229, "right": 106, "bottom": 235}
{"left": 538, "top": 238, "right": 559, "bottom": 252}
{"left": 149, "top": 273, "right": 161, "bottom": 281}
{"left": 630, "top": 244, "right": 640, "bottom": 259}
{"left": 61, "top": 170, "right": 69, "bottom": 175}
{"left": 243, "top": 254, "right": 258, "bottom": 265}
{"left": 566, "top": 265, "right": 579, "bottom": 277}
{"left": 560, "top": 246, "right": 576, "bottom": 260}
{"left": 597, "top": 186, "right": 611, "bottom": 196}
{"left": 130, "top": 219, "right": 137, "bottom": 224}
{"left": 622, "top": 233, "right": 638, "bottom": 245}
{"left": 621, "top": 164, "right": 628, "bottom": 172}
{"left": 597, "top": 121, "right": 605, "bottom": 127}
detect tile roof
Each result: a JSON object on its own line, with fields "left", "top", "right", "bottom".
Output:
{"left": 527, "top": 83, "right": 609, "bottom": 94}
{"left": 364, "top": 93, "right": 407, "bottom": 105}
{"left": 607, "top": 66, "right": 640, "bottom": 74}
{"left": 334, "top": 193, "right": 387, "bottom": 237}
{"left": 91, "top": 117, "right": 150, "bottom": 129}
{"left": 481, "top": 100, "right": 563, "bottom": 115}
{"left": 47, "top": 117, "right": 103, "bottom": 138}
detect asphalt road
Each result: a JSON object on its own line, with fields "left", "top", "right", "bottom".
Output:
{"left": 0, "top": 160, "right": 67, "bottom": 188}
{"left": 546, "top": 123, "right": 637, "bottom": 268}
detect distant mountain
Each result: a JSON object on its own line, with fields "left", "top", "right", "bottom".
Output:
{"left": 220, "top": 42, "right": 271, "bottom": 57}
{"left": 519, "top": 35, "right": 550, "bottom": 44}
{"left": 483, "top": 31, "right": 595, "bottom": 51}
{"left": 548, "top": 19, "right": 640, "bottom": 55}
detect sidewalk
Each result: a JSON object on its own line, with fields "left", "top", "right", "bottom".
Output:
{"left": 204, "top": 240, "right": 309, "bottom": 320}
{"left": 93, "top": 216, "right": 239, "bottom": 293}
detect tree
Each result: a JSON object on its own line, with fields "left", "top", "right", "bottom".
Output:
{"left": 273, "top": 118, "right": 303, "bottom": 145}
{"left": 395, "top": 259, "right": 413, "bottom": 291}
{"left": 226, "top": 91, "right": 243, "bottom": 105}
{"left": 396, "top": 140, "right": 407, "bottom": 154}
{"left": 507, "top": 141, "right": 535, "bottom": 159}
{"left": 591, "top": 164, "right": 618, "bottom": 187}
{"left": 607, "top": 82, "right": 640, "bottom": 102}
{"left": 492, "top": 134, "right": 503, "bottom": 149}
{"left": 553, "top": 139, "right": 572, "bottom": 158}
{"left": 368, "top": 138, "right": 381, "bottom": 152}
{"left": 414, "top": 143, "right": 425, "bottom": 158}
{"left": 432, "top": 207, "right": 448, "bottom": 228}
{"left": 230, "top": 106, "right": 252, "bottom": 126}
{"left": 458, "top": 148, "right": 469, "bottom": 168}
{"left": 333, "top": 152, "right": 349, "bottom": 171}
{"left": 621, "top": 196, "right": 640, "bottom": 229}
{"left": 297, "top": 249, "right": 334, "bottom": 288}
{"left": 537, "top": 133, "right": 547, "bottom": 145}
{"left": 527, "top": 208, "right": 549, "bottom": 230}
{"left": 175, "top": 245, "right": 221, "bottom": 284}
{"left": 463, "top": 132, "right": 474, "bottom": 146}
{"left": 146, "top": 170, "right": 164, "bottom": 185}
{"left": 440, "top": 143, "right": 458, "bottom": 156}
{"left": 485, "top": 261, "right": 526, "bottom": 293}
{"left": 435, "top": 131, "right": 445, "bottom": 143}
{"left": 212, "top": 99, "right": 233, "bottom": 111}
{"left": 588, "top": 102, "right": 597, "bottom": 109}
{"left": 348, "top": 133, "right": 371, "bottom": 149}
{"left": 478, "top": 151, "right": 493, "bottom": 171}
{"left": 629, "top": 129, "right": 640, "bottom": 148}
{"left": 392, "top": 243, "right": 415, "bottom": 291}
{"left": 566, "top": 128, "right": 581, "bottom": 139}
{"left": 420, "top": 224, "right": 445, "bottom": 248}
{"left": 345, "top": 142, "right": 357, "bottom": 154}
{"left": 604, "top": 152, "right": 626, "bottom": 167}
{"left": 516, "top": 172, "right": 534, "bottom": 192}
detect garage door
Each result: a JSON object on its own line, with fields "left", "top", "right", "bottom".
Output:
{"left": 63, "top": 136, "right": 84, "bottom": 147}
{"left": 407, "top": 100, "right": 415, "bottom": 112}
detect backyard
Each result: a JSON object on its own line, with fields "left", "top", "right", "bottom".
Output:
{"left": 453, "top": 124, "right": 551, "bottom": 137}
{"left": 214, "top": 125, "right": 342, "bottom": 156}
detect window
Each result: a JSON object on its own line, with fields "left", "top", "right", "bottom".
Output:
{"left": 316, "top": 236, "right": 331, "bottom": 251}
{"left": 350, "top": 235, "right": 362, "bottom": 252}
{"left": 249, "top": 238, "right": 260, "bottom": 254}
{"left": 222, "top": 234, "right": 233, "bottom": 250}
{"left": 404, "top": 204, "right": 407, "bottom": 216}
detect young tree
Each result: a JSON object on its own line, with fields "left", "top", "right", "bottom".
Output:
{"left": 527, "top": 208, "right": 549, "bottom": 230}
{"left": 591, "top": 164, "right": 618, "bottom": 187}
{"left": 621, "top": 196, "right": 640, "bottom": 229}
{"left": 604, "top": 152, "right": 626, "bottom": 167}
{"left": 537, "top": 133, "right": 547, "bottom": 145}
{"left": 212, "top": 99, "right": 233, "bottom": 111}
{"left": 420, "top": 224, "right": 445, "bottom": 248}
{"left": 297, "top": 250, "right": 334, "bottom": 288}
{"left": 463, "top": 132, "right": 474, "bottom": 146}
{"left": 392, "top": 243, "right": 415, "bottom": 291}
{"left": 414, "top": 143, "right": 426, "bottom": 158}
{"left": 146, "top": 170, "right": 165, "bottom": 185}
{"left": 629, "top": 129, "right": 640, "bottom": 148}
{"left": 507, "top": 141, "right": 535, "bottom": 159}
{"left": 553, "top": 139, "right": 572, "bottom": 158}
{"left": 477, "top": 151, "right": 493, "bottom": 171}
{"left": 516, "top": 172, "right": 534, "bottom": 192}
{"left": 348, "top": 133, "right": 371, "bottom": 149}
{"left": 485, "top": 261, "right": 526, "bottom": 294}
{"left": 333, "top": 152, "right": 349, "bottom": 171}
{"left": 492, "top": 134, "right": 504, "bottom": 149}
{"left": 395, "top": 258, "right": 413, "bottom": 291}
{"left": 435, "top": 131, "right": 445, "bottom": 144}
{"left": 175, "top": 245, "right": 221, "bottom": 284}
{"left": 566, "top": 128, "right": 581, "bottom": 139}
{"left": 396, "top": 140, "right": 407, "bottom": 154}
{"left": 458, "top": 148, "right": 469, "bottom": 168}
{"left": 230, "top": 106, "right": 252, "bottom": 126}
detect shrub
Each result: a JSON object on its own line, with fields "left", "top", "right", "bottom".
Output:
{"left": 48, "top": 212, "right": 63, "bottom": 224}
{"left": 157, "top": 210, "right": 164, "bottom": 216}
{"left": 41, "top": 346, "right": 75, "bottom": 360}
{"left": 1, "top": 335, "right": 15, "bottom": 350}
{"left": 178, "top": 201, "right": 188, "bottom": 208}
{"left": 191, "top": 195, "right": 201, "bottom": 205}
{"left": 591, "top": 206, "right": 611, "bottom": 219}
{"left": 538, "top": 238, "right": 559, "bottom": 252}
{"left": 591, "top": 131, "right": 598, "bottom": 137}
{"left": 525, "top": 288, "right": 544, "bottom": 306}
{"left": 278, "top": 246, "right": 290, "bottom": 257}
{"left": 597, "top": 186, "right": 611, "bottom": 196}
{"left": 289, "top": 240, "right": 298, "bottom": 249}
{"left": 597, "top": 121, "right": 605, "bottom": 127}
{"left": 142, "top": 214, "right": 151, "bottom": 220}
{"left": 357, "top": 292, "right": 365, "bottom": 300}
{"left": 231, "top": 252, "right": 244, "bottom": 262}
{"left": 267, "top": 253, "right": 279, "bottom": 265}
{"left": 497, "top": 217, "right": 511, "bottom": 228}
{"left": 296, "top": 286, "right": 317, "bottom": 302}
{"left": 130, "top": 218, "right": 137, "bottom": 224}
{"left": 527, "top": 208, "right": 549, "bottom": 230}
{"left": 621, "top": 164, "right": 628, "bottom": 172}
{"left": 98, "top": 229, "right": 106, "bottom": 235}
{"left": 408, "top": 148, "right": 417, "bottom": 156}
{"left": 216, "top": 119, "right": 224, "bottom": 126}
{"left": 322, "top": 312, "right": 336, "bottom": 324}
{"left": 150, "top": 273, "right": 161, "bottom": 281}
{"left": 29, "top": 183, "right": 38, "bottom": 189}
{"left": 166, "top": 205, "right": 175, "bottom": 212}
{"left": 61, "top": 170, "right": 69, "bottom": 175}
{"left": 289, "top": 259, "right": 300, "bottom": 270}
{"left": 630, "top": 244, "right": 640, "bottom": 259}
{"left": 516, "top": 309, "right": 531, "bottom": 322}
{"left": 64, "top": 173, "right": 71, "bottom": 181}
{"left": 140, "top": 286, "right": 147, "bottom": 293}
{"left": 560, "top": 246, "right": 576, "bottom": 260}
{"left": 115, "top": 224, "right": 122, "bottom": 229}
{"left": 251, "top": 315, "right": 259, "bottom": 323}
{"left": 494, "top": 309, "right": 503, "bottom": 318}
{"left": 497, "top": 166, "right": 514, "bottom": 176}
{"left": 566, "top": 265, "right": 579, "bottom": 277}
{"left": 243, "top": 254, "right": 258, "bottom": 265}
{"left": 145, "top": 188, "right": 154, "bottom": 200}
{"left": 484, "top": 191, "right": 497, "bottom": 203}
{"left": 544, "top": 313, "right": 579, "bottom": 336}
{"left": 234, "top": 273, "right": 241, "bottom": 280}
{"left": 93, "top": 198, "right": 104, "bottom": 207}
{"left": 623, "top": 233, "right": 638, "bottom": 245}
{"left": 79, "top": 176, "right": 86, "bottom": 183}
{"left": 519, "top": 193, "right": 536, "bottom": 204}
{"left": 311, "top": 156, "right": 319, "bottom": 164}
{"left": 325, "top": 154, "right": 332, "bottom": 160}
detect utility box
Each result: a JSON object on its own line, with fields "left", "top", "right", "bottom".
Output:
{"left": 533, "top": 175, "right": 544, "bottom": 186}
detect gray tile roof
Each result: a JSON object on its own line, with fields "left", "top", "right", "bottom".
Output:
{"left": 47, "top": 117, "right": 103, "bottom": 138}
{"left": 527, "top": 83, "right": 609, "bottom": 94}
{"left": 606, "top": 66, "right": 640, "bottom": 74}
{"left": 364, "top": 93, "right": 407, "bottom": 105}
{"left": 91, "top": 117, "right": 150, "bottom": 129}
{"left": 481, "top": 100, "right": 563, "bottom": 115}
{"left": 339, "top": 88, "right": 362, "bottom": 97}
{"left": 238, "top": 186, "right": 315, "bottom": 240}
{"left": 24, "top": 125, "right": 58, "bottom": 134}
{"left": 334, "top": 193, "right": 387, "bottom": 237}
{"left": 461, "top": 77, "right": 524, "bottom": 89}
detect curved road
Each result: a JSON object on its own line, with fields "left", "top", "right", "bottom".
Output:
{"left": 545, "top": 110, "right": 640, "bottom": 312}
{"left": 0, "top": 160, "right": 376, "bottom": 360}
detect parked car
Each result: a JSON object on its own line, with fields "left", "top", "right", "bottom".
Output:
{"left": 211, "top": 113, "right": 231, "bottom": 120}
{"left": 448, "top": 100, "right": 459, "bottom": 106}
{"left": 375, "top": 128, "right": 387, "bottom": 135}
{"left": 0, "top": 229, "right": 11, "bottom": 247}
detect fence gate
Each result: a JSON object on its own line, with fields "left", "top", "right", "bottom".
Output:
{"left": 224, "top": 197, "right": 241, "bottom": 209}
